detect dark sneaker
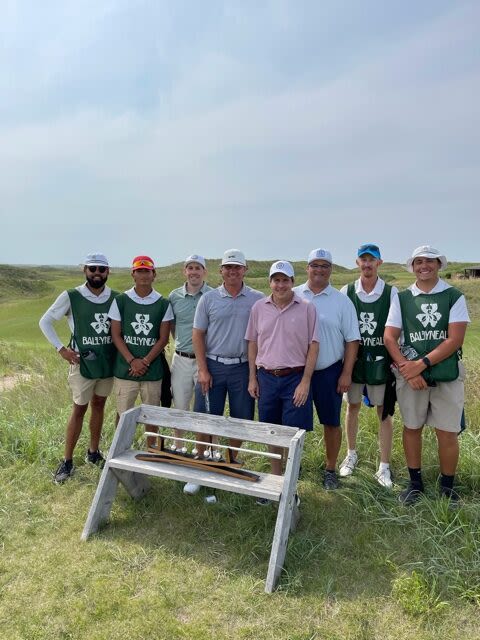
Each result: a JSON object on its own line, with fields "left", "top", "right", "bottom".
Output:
{"left": 256, "top": 497, "right": 272, "bottom": 506}
{"left": 85, "top": 449, "right": 105, "bottom": 468}
{"left": 440, "top": 487, "right": 460, "bottom": 508}
{"left": 54, "top": 459, "right": 74, "bottom": 484}
{"left": 323, "top": 470, "right": 339, "bottom": 491}
{"left": 399, "top": 482, "right": 424, "bottom": 506}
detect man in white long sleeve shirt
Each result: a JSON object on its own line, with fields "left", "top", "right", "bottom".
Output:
{"left": 39, "top": 253, "right": 118, "bottom": 483}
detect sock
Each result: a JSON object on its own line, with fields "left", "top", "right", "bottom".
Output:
{"left": 379, "top": 462, "right": 390, "bottom": 472}
{"left": 408, "top": 467, "right": 423, "bottom": 487}
{"left": 347, "top": 449, "right": 357, "bottom": 457}
{"left": 440, "top": 474, "right": 454, "bottom": 492}
{"left": 325, "top": 469, "right": 336, "bottom": 474}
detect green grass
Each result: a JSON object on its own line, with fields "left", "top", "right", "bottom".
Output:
{"left": 0, "top": 264, "right": 479, "bottom": 638}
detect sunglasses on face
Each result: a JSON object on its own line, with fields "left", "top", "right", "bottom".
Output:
{"left": 87, "top": 266, "right": 108, "bottom": 273}
{"left": 309, "top": 263, "right": 331, "bottom": 270}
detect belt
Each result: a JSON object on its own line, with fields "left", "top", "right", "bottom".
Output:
{"left": 261, "top": 366, "right": 305, "bottom": 377}
{"left": 175, "top": 350, "right": 196, "bottom": 359}
{"left": 207, "top": 354, "right": 248, "bottom": 365}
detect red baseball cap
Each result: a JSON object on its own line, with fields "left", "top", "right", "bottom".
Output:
{"left": 132, "top": 255, "right": 155, "bottom": 270}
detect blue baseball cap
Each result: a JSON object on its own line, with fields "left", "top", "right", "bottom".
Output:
{"left": 357, "top": 244, "right": 381, "bottom": 259}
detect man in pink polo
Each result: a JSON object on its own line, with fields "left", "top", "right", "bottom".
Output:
{"left": 246, "top": 261, "right": 319, "bottom": 477}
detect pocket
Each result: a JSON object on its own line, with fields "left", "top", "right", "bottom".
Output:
{"left": 365, "top": 357, "right": 388, "bottom": 385}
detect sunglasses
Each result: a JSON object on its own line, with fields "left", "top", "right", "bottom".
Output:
{"left": 358, "top": 244, "right": 380, "bottom": 253}
{"left": 87, "top": 266, "right": 108, "bottom": 273}
{"left": 308, "top": 263, "right": 331, "bottom": 270}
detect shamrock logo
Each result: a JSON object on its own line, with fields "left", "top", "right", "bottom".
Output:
{"left": 131, "top": 314, "right": 153, "bottom": 335}
{"left": 416, "top": 303, "right": 442, "bottom": 328}
{"left": 359, "top": 312, "right": 377, "bottom": 335}
{"left": 90, "top": 313, "right": 110, "bottom": 334}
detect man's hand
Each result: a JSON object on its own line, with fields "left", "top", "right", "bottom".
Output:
{"left": 293, "top": 379, "right": 310, "bottom": 407}
{"left": 59, "top": 347, "right": 80, "bottom": 366}
{"left": 398, "top": 360, "right": 426, "bottom": 381}
{"left": 128, "top": 358, "right": 148, "bottom": 377}
{"left": 337, "top": 371, "right": 352, "bottom": 394}
{"left": 197, "top": 367, "right": 212, "bottom": 394}
{"left": 248, "top": 377, "right": 259, "bottom": 399}
{"left": 407, "top": 374, "right": 428, "bottom": 390}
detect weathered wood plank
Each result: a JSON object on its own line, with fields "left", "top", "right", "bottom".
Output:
{"left": 81, "top": 465, "right": 119, "bottom": 540}
{"left": 137, "top": 405, "right": 299, "bottom": 448}
{"left": 108, "top": 449, "right": 284, "bottom": 500}
{"left": 265, "top": 430, "right": 305, "bottom": 593}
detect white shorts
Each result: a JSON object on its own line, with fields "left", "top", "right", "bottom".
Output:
{"left": 68, "top": 364, "right": 113, "bottom": 406}
{"left": 393, "top": 362, "right": 465, "bottom": 433}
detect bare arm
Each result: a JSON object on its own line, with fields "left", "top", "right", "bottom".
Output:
{"left": 293, "top": 340, "right": 319, "bottom": 407}
{"left": 247, "top": 340, "right": 259, "bottom": 399}
{"left": 192, "top": 327, "right": 211, "bottom": 393}
{"left": 337, "top": 340, "right": 359, "bottom": 394}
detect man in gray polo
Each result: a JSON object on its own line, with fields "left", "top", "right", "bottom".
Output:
{"left": 169, "top": 255, "right": 212, "bottom": 412}
{"left": 192, "top": 248, "right": 264, "bottom": 428}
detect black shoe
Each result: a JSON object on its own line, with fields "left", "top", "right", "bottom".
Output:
{"left": 323, "top": 470, "right": 339, "bottom": 491}
{"left": 399, "top": 482, "right": 424, "bottom": 506}
{"left": 54, "top": 459, "right": 74, "bottom": 484}
{"left": 85, "top": 449, "right": 105, "bottom": 468}
{"left": 256, "top": 497, "right": 272, "bottom": 506}
{"left": 440, "top": 487, "right": 460, "bottom": 508}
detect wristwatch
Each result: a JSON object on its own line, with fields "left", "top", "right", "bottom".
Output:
{"left": 422, "top": 356, "right": 432, "bottom": 368}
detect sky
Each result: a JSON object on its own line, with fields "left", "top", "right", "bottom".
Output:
{"left": 1, "top": 0, "right": 479, "bottom": 268}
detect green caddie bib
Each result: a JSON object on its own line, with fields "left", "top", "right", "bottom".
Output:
{"left": 67, "top": 288, "right": 119, "bottom": 379}
{"left": 398, "top": 287, "right": 463, "bottom": 382}
{"left": 113, "top": 294, "right": 169, "bottom": 381}
{"left": 347, "top": 282, "right": 392, "bottom": 385}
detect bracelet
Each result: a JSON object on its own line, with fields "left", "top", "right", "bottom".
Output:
{"left": 422, "top": 356, "right": 432, "bottom": 369}
{"left": 128, "top": 357, "right": 135, "bottom": 364}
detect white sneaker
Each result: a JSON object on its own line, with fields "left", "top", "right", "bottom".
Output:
{"left": 183, "top": 483, "right": 201, "bottom": 495}
{"left": 375, "top": 467, "right": 393, "bottom": 488}
{"left": 339, "top": 452, "right": 358, "bottom": 477}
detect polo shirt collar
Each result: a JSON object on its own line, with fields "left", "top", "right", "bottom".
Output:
{"left": 219, "top": 283, "right": 247, "bottom": 298}
{"left": 355, "top": 277, "right": 384, "bottom": 296}
{"left": 302, "top": 282, "right": 333, "bottom": 296}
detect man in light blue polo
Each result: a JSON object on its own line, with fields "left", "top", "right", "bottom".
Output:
{"left": 192, "top": 249, "right": 264, "bottom": 428}
{"left": 294, "top": 248, "right": 360, "bottom": 490}
{"left": 169, "top": 255, "right": 212, "bottom": 411}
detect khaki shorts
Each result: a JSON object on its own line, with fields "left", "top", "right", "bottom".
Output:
{"left": 114, "top": 378, "right": 162, "bottom": 415}
{"left": 68, "top": 364, "right": 113, "bottom": 406}
{"left": 393, "top": 362, "right": 465, "bottom": 433}
{"left": 346, "top": 382, "right": 386, "bottom": 406}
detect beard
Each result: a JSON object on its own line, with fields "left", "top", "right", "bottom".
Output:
{"left": 86, "top": 275, "right": 107, "bottom": 290}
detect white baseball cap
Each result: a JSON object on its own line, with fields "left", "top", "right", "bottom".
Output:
{"left": 221, "top": 249, "right": 246, "bottom": 266}
{"left": 269, "top": 260, "right": 295, "bottom": 279}
{"left": 184, "top": 254, "right": 206, "bottom": 269}
{"left": 84, "top": 253, "right": 109, "bottom": 267}
{"left": 406, "top": 245, "right": 447, "bottom": 272}
{"left": 307, "top": 248, "right": 333, "bottom": 264}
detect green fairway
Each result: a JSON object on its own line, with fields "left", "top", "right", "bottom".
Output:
{"left": 0, "top": 262, "right": 479, "bottom": 639}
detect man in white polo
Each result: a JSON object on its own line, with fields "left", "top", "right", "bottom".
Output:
{"left": 384, "top": 245, "right": 470, "bottom": 505}
{"left": 39, "top": 253, "right": 118, "bottom": 483}
{"left": 169, "top": 255, "right": 212, "bottom": 412}
{"left": 294, "top": 248, "right": 360, "bottom": 490}
{"left": 339, "top": 243, "right": 398, "bottom": 488}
